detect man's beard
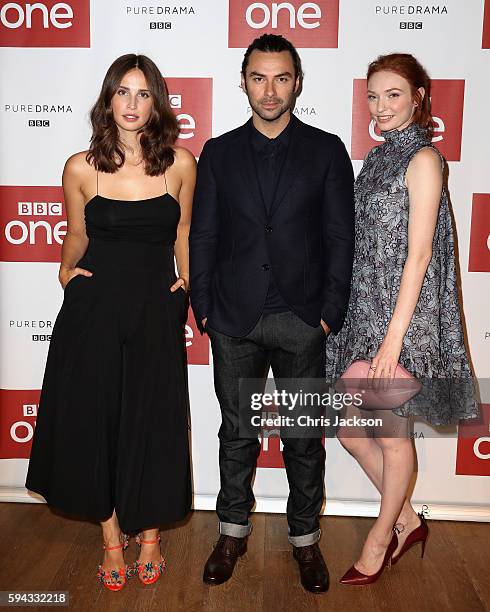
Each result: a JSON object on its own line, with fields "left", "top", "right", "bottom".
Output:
{"left": 248, "top": 93, "right": 295, "bottom": 123}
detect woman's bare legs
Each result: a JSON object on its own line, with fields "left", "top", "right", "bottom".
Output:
{"left": 137, "top": 528, "right": 164, "bottom": 566}
{"left": 100, "top": 515, "right": 162, "bottom": 583}
{"left": 337, "top": 407, "right": 420, "bottom": 572}
{"left": 100, "top": 510, "right": 125, "bottom": 582}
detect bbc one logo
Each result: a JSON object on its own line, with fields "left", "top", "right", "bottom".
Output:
{"left": 228, "top": 0, "right": 339, "bottom": 48}
{"left": 0, "top": 0, "right": 90, "bottom": 47}
{"left": 165, "top": 77, "right": 213, "bottom": 158}
{"left": 0, "top": 390, "right": 39, "bottom": 459}
{"left": 468, "top": 194, "right": 490, "bottom": 273}
{"left": 456, "top": 404, "right": 490, "bottom": 477}
{"left": 0, "top": 186, "right": 66, "bottom": 262}
{"left": 10, "top": 403, "right": 37, "bottom": 445}
{"left": 351, "top": 79, "right": 465, "bottom": 162}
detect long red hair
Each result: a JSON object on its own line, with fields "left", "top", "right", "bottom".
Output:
{"left": 367, "top": 53, "right": 436, "bottom": 137}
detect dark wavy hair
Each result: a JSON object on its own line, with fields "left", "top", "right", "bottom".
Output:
{"left": 86, "top": 54, "right": 179, "bottom": 175}
{"left": 241, "top": 33, "right": 303, "bottom": 80}
{"left": 367, "top": 53, "right": 436, "bottom": 138}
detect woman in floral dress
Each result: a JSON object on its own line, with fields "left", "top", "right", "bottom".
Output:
{"left": 325, "top": 53, "right": 479, "bottom": 585}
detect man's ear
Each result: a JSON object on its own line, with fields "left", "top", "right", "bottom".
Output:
{"left": 240, "top": 73, "right": 247, "bottom": 93}
{"left": 294, "top": 76, "right": 300, "bottom": 94}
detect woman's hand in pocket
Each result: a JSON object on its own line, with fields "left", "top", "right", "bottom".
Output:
{"left": 320, "top": 319, "right": 330, "bottom": 335}
{"left": 59, "top": 266, "right": 93, "bottom": 289}
{"left": 170, "top": 277, "right": 187, "bottom": 293}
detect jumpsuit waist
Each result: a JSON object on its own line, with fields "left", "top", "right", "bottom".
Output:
{"left": 80, "top": 237, "right": 175, "bottom": 272}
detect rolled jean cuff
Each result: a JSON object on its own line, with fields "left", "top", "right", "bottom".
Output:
{"left": 288, "top": 528, "right": 321, "bottom": 547}
{"left": 219, "top": 521, "right": 252, "bottom": 538}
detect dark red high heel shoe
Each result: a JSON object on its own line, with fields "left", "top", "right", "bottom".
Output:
{"left": 339, "top": 530, "right": 398, "bottom": 586}
{"left": 391, "top": 505, "right": 429, "bottom": 566}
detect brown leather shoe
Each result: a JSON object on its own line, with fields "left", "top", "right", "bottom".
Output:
{"left": 203, "top": 535, "right": 247, "bottom": 585}
{"left": 293, "top": 543, "right": 329, "bottom": 593}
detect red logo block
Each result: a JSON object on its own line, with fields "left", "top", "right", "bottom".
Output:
{"left": 0, "top": 186, "right": 66, "bottom": 262}
{"left": 469, "top": 194, "right": 490, "bottom": 272}
{"left": 0, "top": 0, "right": 90, "bottom": 47}
{"left": 351, "top": 79, "right": 465, "bottom": 162}
{"left": 254, "top": 399, "right": 285, "bottom": 468}
{"left": 257, "top": 434, "right": 285, "bottom": 468}
{"left": 0, "top": 390, "right": 40, "bottom": 459}
{"left": 185, "top": 306, "right": 210, "bottom": 365}
{"left": 257, "top": 432, "right": 326, "bottom": 468}
{"left": 456, "top": 405, "right": 490, "bottom": 476}
{"left": 228, "top": 0, "right": 339, "bottom": 48}
{"left": 483, "top": 0, "right": 490, "bottom": 48}
{"left": 166, "top": 77, "right": 213, "bottom": 158}
{"left": 256, "top": 404, "right": 325, "bottom": 468}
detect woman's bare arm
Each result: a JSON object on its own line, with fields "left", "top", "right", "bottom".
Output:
{"left": 59, "top": 153, "right": 93, "bottom": 288}
{"left": 171, "top": 147, "right": 196, "bottom": 292}
{"left": 369, "top": 146, "right": 442, "bottom": 381}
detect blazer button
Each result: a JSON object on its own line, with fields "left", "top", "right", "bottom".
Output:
{"left": 262, "top": 264, "right": 270, "bottom": 271}
{"left": 265, "top": 225, "right": 273, "bottom": 233}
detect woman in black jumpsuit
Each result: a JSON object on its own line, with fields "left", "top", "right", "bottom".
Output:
{"left": 25, "top": 54, "right": 196, "bottom": 590}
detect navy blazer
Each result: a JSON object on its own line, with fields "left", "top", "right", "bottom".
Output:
{"left": 189, "top": 115, "right": 355, "bottom": 337}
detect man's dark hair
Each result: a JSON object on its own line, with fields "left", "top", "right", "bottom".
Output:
{"left": 241, "top": 34, "right": 303, "bottom": 80}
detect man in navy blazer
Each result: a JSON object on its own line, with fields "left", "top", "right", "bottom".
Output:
{"left": 190, "top": 34, "right": 354, "bottom": 594}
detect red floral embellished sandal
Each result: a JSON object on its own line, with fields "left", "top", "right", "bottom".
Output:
{"left": 97, "top": 533, "right": 131, "bottom": 592}
{"left": 133, "top": 532, "right": 167, "bottom": 585}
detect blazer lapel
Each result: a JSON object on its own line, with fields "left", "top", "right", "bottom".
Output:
{"left": 270, "top": 115, "right": 304, "bottom": 217}
{"left": 237, "top": 119, "right": 267, "bottom": 216}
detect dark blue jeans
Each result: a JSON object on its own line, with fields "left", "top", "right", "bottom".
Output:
{"left": 207, "top": 311, "right": 327, "bottom": 546}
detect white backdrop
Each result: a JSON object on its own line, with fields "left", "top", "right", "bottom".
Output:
{"left": 1, "top": 0, "right": 489, "bottom": 521}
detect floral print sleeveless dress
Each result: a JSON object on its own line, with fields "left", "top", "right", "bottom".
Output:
{"left": 325, "top": 123, "right": 479, "bottom": 425}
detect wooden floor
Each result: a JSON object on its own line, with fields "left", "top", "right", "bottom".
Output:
{"left": 0, "top": 504, "right": 489, "bottom": 612}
